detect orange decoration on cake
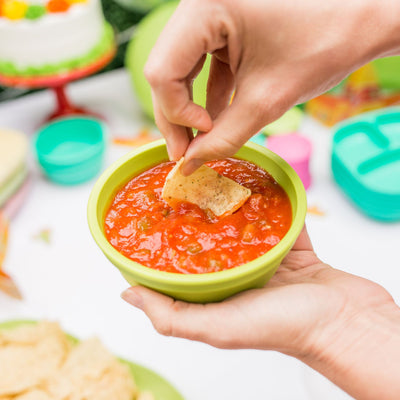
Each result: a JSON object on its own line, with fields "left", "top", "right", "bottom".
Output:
{"left": 46, "top": 0, "right": 70, "bottom": 13}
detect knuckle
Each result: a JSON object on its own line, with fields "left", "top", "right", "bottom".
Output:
{"left": 165, "top": 106, "right": 184, "bottom": 124}
{"left": 152, "top": 319, "right": 173, "bottom": 337}
{"left": 209, "top": 336, "right": 233, "bottom": 350}
{"left": 207, "top": 327, "right": 237, "bottom": 349}
{"left": 144, "top": 59, "right": 164, "bottom": 87}
{"left": 192, "top": 133, "right": 242, "bottom": 162}
{"left": 212, "top": 135, "right": 240, "bottom": 158}
{"left": 152, "top": 301, "right": 187, "bottom": 338}
{"left": 165, "top": 102, "right": 193, "bottom": 125}
{"left": 248, "top": 83, "right": 294, "bottom": 125}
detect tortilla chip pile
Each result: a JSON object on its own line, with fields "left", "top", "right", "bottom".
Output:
{"left": 0, "top": 322, "right": 152, "bottom": 400}
{"left": 162, "top": 159, "right": 251, "bottom": 217}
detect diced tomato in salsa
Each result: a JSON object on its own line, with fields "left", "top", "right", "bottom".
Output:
{"left": 105, "top": 158, "right": 292, "bottom": 274}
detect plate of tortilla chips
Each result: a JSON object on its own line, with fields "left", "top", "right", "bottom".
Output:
{"left": 0, "top": 320, "right": 184, "bottom": 400}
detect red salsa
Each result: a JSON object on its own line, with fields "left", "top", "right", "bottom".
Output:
{"left": 105, "top": 158, "right": 292, "bottom": 274}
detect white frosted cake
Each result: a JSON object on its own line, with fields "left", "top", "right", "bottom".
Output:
{"left": 0, "top": 0, "right": 114, "bottom": 77}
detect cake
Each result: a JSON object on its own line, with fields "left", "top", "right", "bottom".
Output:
{"left": 0, "top": 0, "right": 114, "bottom": 78}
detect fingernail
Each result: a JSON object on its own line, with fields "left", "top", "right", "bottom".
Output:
{"left": 121, "top": 288, "right": 144, "bottom": 310}
{"left": 166, "top": 144, "right": 179, "bottom": 161}
{"left": 181, "top": 158, "right": 203, "bottom": 176}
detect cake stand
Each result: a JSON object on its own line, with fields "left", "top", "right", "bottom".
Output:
{"left": 0, "top": 45, "right": 116, "bottom": 121}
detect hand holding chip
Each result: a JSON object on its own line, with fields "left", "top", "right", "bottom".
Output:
{"left": 145, "top": 0, "right": 400, "bottom": 175}
{"left": 122, "top": 227, "right": 400, "bottom": 399}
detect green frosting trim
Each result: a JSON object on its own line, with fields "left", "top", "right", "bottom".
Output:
{"left": 0, "top": 22, "right": 114, "bottom": 78}
{"left": 25, "top": 5, "right": 47, "bottom": 20}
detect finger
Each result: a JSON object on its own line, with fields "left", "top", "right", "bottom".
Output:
{"left": 291, "top": 225, "right": 314, "bottom": 252}
{"left": 188, "top": 54, "right": 208, "bottom": 83}
{"left": 152, "top": 93, "right": 192, "bottom": 161}
{"left": 280, "top": 225, "right": 320, "bottom": 270}
{"left": 121, "top": 286, "right": 243, "bottom": 348}
{"left": 181, "top": 82, "right": 279, "bottom": 175}
{"left": 144, "top": 1, "right": 228, "bottom": 134}
{"left": 181, "top": 71, "right": 297, "bottom": 175}
{"left": 206, "top": 55, "right": 235, "bottom": 120}
{"left": 149, "top": 66, "right": 213, "bottom": 134}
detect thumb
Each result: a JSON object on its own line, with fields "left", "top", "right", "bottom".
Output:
{"left": 181, "top": 82, "right": 290, "bottom": 175}
{"left": 121, "top": 286, "right": 226, "bottom": 345}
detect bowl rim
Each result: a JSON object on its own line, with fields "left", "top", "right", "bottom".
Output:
{"left": 87, "top": 139, "right": 307, "bottom": 286}
{"left": 34, "top": 116, "right": 107, "bottom": 166}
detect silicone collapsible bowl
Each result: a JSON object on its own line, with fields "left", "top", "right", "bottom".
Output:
{"left": 332, "top": 107, "right": 400, "bottom": 221}
{"left": 372, "top": 56, "right": 400, "bottom": 90}
{"left": 87, "top": 139, "right": 307, "bottom": 303}
{"left": 261, "top": 107, "right": 304, "bottom": 136}
{"left": 267, "top": 133, "right": 312, "bottom": 190}
{"left": 34, "top": 117, "right": 106, "bottom": 185}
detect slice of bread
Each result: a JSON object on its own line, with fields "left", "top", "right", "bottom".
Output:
{"left": 0, "top": 129, "right": 28, "bottom": 208}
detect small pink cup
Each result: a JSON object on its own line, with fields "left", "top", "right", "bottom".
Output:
{"left": 267, "top": 133, "right": 312, "bottom": 190}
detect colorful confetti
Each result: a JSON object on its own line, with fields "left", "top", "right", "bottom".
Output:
{"left": 33, "top": 228, "right": 52, "bottom": 244}
{"left": 307, "top": 205, "right": 326, "bottom": 216}
{"left": 112, "top": 128, "right": 158, "bottom": 147}
{"left": 0, "top": 213, "right": 9, "bottom": 266}
{"left": 0, "top": 270, "right": 22, "bottom": 300}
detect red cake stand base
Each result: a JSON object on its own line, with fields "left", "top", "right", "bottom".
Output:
{"left": 47, "top": 85, "right": 101, "bottom": 121}
{"left": 0, "top": 46, "right": 116, "bottom": 122}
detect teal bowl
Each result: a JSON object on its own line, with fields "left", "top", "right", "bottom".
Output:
{"left": 87, "top": 140, "right": 307, "bottom": 303}
{"left": 34, "top": 117, "right": 106, "bottom": 185}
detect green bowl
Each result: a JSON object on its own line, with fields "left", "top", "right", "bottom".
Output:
{"left": 87, "top": 140, "right": 307, "bottom": 303}
{"left": 34, "top": 117, "right": 106, "bottom": 185}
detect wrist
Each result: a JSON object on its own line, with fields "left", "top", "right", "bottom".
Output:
{"left": 301, "top": 302, "right": 400, "bottom": 399}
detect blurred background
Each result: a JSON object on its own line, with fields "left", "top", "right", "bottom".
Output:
{"left": 0, "top": 0, "right": 159, "bottom": 102}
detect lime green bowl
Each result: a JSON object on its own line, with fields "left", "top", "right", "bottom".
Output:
{"left": 87, "top": 139, "right": 307, "bottom": 303}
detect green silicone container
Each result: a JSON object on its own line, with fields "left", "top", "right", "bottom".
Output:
{"left": 332, "top": 107, "right": 400, "bottom": 221}
{"left": 87, "top": 140, "right": 307, "bottom": 303}
{"left": 34, "top": 117, "right": 106, "bottom": 185}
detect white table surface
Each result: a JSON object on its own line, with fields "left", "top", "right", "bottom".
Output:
{"left": 0, "top": 68, "right": 399, "bottom": 400}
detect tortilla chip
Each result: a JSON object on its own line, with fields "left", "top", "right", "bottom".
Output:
{"left": 0, "top": 323, "right": 141, "bottom": 400}
{"left": 14, "top": 389, "right": 52, "bottom": 400}
{"left": 138, "top": 392, "right": 156, "bottom": 400}
{"left": 0, "top": 322, "right": 69, "bottom": 396}
{"left": 162, "top": 159, "right": 251, "bottom": 217}
{"left": 47, "top": 338, "right": 137, "bottom": 400}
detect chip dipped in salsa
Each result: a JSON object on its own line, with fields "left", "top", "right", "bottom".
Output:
{"left": 104, "top": 158, "right": 292, "bottom": 274}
